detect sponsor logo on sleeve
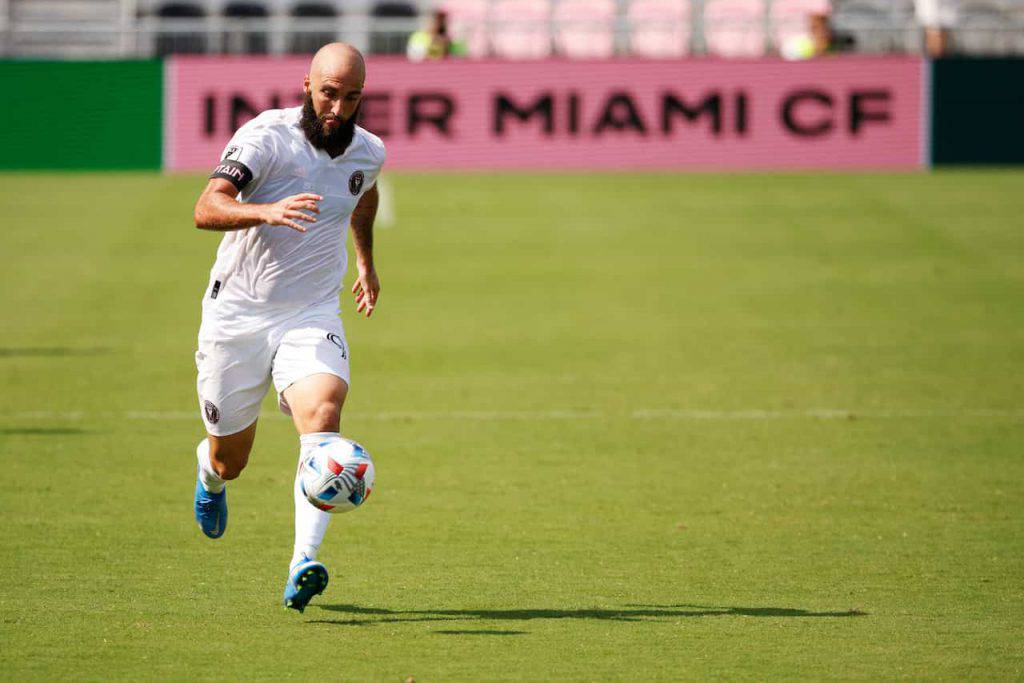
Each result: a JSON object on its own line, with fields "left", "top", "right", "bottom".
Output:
{"left": 348, "top": 170, "right": 365, "bottom": 195}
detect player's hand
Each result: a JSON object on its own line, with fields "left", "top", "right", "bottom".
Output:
{"left": 351, "top": 265, "right": 380, "bottom": 317}
{"left": 263, "top": 193, "right": 321, "bottom": 233}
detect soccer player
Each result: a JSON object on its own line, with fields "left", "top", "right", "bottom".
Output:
{"left": 190, "top": 43, "right": 385, "bottom": 612}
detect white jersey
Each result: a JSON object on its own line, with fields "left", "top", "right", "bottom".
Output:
{"left": 201, "top": 106, "right": 385, "bottom": 338}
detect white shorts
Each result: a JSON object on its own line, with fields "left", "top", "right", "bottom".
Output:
{"left": 195, "top": 308, "right": 350, "bottom": 436}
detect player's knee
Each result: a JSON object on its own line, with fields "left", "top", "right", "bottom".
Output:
{"left": 211, "top": 457, "right": 246, "bottom": 480}
{"left": 308, "top": 401, "right": 341, "bottom": 432}
{"left": 208, "top": 443, "right": 251, "bottom": 480}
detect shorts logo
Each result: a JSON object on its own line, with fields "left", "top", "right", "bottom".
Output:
{"left": 203, "top": 400, "right": 220, "bottom": 424}
{"left": 348, "top": 170, "right": 364, "bottom": 195}
{"left": 326, "top": 333, "right": 347, "bottom": 359}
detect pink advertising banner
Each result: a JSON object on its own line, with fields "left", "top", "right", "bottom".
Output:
{"left": 165, "top": 56, "right": 924, "bottom": 171}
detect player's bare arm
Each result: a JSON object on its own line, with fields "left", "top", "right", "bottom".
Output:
{"left": 193, "top": 178, "right": 321, "bottom": 233}
{"left": 350, "top": 183, "right": 380, "bottom": 317}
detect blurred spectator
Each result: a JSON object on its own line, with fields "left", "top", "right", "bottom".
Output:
{"left": 781, "top": 11, "right": 855, "bottom": 59}
{"left": 915, "top": 0, "right": 958, "bottom": 57}
{"left": 407, "top": 10, "right": 462, "bottom": 60}
{"left": 772, "top": 0, "right": 829, "bottom": 57}
{"left": 439, "top": 0, "right": 490, "bottom": 58}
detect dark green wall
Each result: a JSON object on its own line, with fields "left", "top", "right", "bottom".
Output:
{"left": 0, "top": 61, "right": 162, "bottom": 170}
{"left": 931, "top": 59, "right": 1024, "bottom": 165}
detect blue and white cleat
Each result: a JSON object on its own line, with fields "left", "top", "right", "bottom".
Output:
{"left": 284, "top": 558, "right": 329, "bottom": 613}
{"left": 194, "top": 466, "right": 227, "bottom": 539}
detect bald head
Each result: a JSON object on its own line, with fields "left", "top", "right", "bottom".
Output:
{"left": 309, "top": 43, "right": 365, "bottom": 88}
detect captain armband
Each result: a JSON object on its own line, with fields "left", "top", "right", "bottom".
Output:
{"left": 209, "top": 160, "right": 254, "bottom": 191}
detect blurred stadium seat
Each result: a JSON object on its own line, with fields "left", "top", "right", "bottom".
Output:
{"left": 288, "top": 2, "right": 338, "bottom": 55}
{"left": 831, "top": 0, "right": 915, "bottom": 53}
{"left": 156, "top": 2, "right": 206, "bottom": 56}
{"left": 224, "top": 2, "right": 269, "bottom": 54}
{"left": 952, "top": 2, "right": 1016, "bottom": 55}
{"left": 371, "top": 2, "right": 419, "bottom": 54}
{"left": 440, "top": 0, "right": 491, "bottom": 57}
{"left": 703, "top": 0, "right": 766, "bottom": 57}
{"left": 628, "top": 0, "right": 691, "bottom": 57}
{"left": 553, "top": 0, "right": 617, "bottom": 59}
{"left": 6, "top": 0, "right": 128, "bottom": 57}
{"left": 490, "top": 0, "right": 552, "bottom": 59}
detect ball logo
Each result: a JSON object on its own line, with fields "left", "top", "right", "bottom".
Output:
{"left": 203, "top": 400, "right": 220, "bottom": 424}
{"left": 326, "top": 333, "right": 347, "bottom": 359}
{"left": 348, "top": 170, "right": 364, "bottom": 195}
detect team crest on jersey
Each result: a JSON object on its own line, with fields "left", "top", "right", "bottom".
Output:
{"left": 203, "top": 400, "right": 220, "bottom": 424}
{"left": 348, "top": 170, "right": 364, "bottom": 195}
{"left": 222, "top": 145, "right": 241, "bottom": 161}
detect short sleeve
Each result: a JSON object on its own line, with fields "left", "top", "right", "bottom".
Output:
{"left": 361, "top": 138, "right": 387, "bottom": 193}
{"left": 209, "top": 125, "right": 271, "bottom": 192}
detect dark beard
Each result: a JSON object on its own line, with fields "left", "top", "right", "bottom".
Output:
{"left": 300, "top": 92, "right": 357, "bottom": 158}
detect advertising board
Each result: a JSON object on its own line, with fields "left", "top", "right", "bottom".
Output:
{"left": 166, "top": 56, "right": 924, "bottom": 171}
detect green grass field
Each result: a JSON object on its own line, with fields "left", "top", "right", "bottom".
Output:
{"left": 1, "top": 170, "right": 1022, "bottom": 680}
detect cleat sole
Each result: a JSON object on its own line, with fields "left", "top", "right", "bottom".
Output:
{"left": 284, "top": 563, "right": 328, "bottom": 613}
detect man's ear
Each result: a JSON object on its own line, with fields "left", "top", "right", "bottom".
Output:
{"left": 303, "top": 75, "right": 311, "bottom": 93}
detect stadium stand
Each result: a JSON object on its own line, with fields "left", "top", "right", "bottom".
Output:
{"left": 553, "top": 0, "right": 617, "bottom": 58}
{"left": 371, "top": 1, "right": 419, "bottom": 54}
{"left": 490, "top": 0, "right": 551, "bottom": 59}
{"left": 154, "top": 2, "right": 205, "bottom": 56}
{"left": 6, "top": 0, "right": 130, "bottom": 57}
{"left": 288, "top": 3, "right": 339, "bottom": 55}
{"left": 703, "top": 0, "right": 767, "bottom": 57}
{"left": 2, "top": 0, "right": 1024, "bottom": 58}
{"left": 952, "top": 1, "right": 1018, "bottom": 54}
{"left": 224, "top": 2, "right": 269, "bottom": 54}
{"left": 628, "top": 0, "right": 691, "bottom": 57}
{"left": 439, "top": 0, "right": 490, "bottom": 57}
{"left": 770, "top": 0, "right": 831, "bottom": 51}
{"left": 830, "top": 0, "right": 916, "bottom": 53}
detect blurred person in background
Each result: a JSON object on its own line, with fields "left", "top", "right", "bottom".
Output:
{"left": 407, "top": 9, "right": 464, "bottom": 60}
{"left": 782, "top": 11, "right": 856, "bottom": 60}
{"left": 915, "top": 0, "right": 958, "bottom": 57}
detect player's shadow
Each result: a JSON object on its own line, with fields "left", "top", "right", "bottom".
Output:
{"left": 310, "top": 603, "right": 866, "bottom": 628}
{"left": 0, "top": 427, "right": 89, "bottom": 435}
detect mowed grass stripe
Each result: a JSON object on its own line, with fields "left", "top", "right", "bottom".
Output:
{"left": 1, "top": 407, "right": 1023, "bottom": 421}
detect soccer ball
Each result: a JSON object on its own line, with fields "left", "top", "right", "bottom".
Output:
{"left": 299, "top": 438, "right": 375, "bottom": 514}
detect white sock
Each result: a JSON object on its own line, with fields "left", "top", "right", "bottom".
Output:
{"left": 196, "top": 438, "right": 226, "bottom": 494}
{"left": 291, "top": 432, "right": 338, "bottom": 568}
